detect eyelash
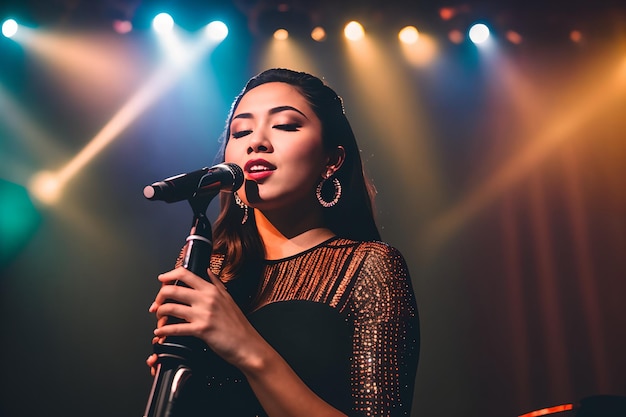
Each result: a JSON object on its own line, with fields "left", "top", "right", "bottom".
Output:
{"left": 275, "top": 123, "right": 301, "bottom": 131}
{"left": 231, "top": 124, "right": 301, "bottom": 139}
{"left": 232, "top": 130, "right": 252, "bottom": 139}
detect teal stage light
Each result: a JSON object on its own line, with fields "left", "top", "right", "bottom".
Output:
{"left": 205, "top": 21, "right": 228, "bottom": 41}
{"left": 468, "top": 23, "right": 490, "bottom": 44}
{"left": 152, "top": 12, "right": 174, "bottom": 34}
{"left": 2, "top": 19, "right": 18, "bottom": 38}
{"left": 0, "top": 179, "right": 41, "bottom": 266}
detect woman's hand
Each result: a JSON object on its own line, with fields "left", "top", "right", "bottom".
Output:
{"left": 147, "top": 267, "right": 348, "bottom": 417}
{"left": 148, "top": 267, "right": 265, "bottom": 370}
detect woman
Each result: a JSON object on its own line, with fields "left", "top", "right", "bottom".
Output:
{"left": 148, "top": 68, "right": 419, "bottom": 417}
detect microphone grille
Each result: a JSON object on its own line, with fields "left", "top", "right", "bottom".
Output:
{"left": 223, "top": 162, "right": 244, "bottom": 191}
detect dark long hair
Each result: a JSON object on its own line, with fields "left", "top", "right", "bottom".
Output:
{"left": 212, "top": 68, "right": 380, "bottom": 281}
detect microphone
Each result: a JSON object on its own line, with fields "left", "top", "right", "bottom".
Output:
{"left": 143, "top": 162, "right": 244, "bottom": 203}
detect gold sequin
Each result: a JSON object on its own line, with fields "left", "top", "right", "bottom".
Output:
{"left": 214, "top": 238, "right": 420, "bottom": 417}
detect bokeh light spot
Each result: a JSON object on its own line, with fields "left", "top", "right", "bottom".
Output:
{"left": 0, "top": 179, "right": 41, "bottom": 266}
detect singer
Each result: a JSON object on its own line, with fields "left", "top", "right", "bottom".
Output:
{"left": 147, "top": 68, "right": 420, "bottom": 417}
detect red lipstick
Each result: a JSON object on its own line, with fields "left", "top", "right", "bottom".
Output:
{"left": 244, "top": 159, "right": 276, "bottom": 181}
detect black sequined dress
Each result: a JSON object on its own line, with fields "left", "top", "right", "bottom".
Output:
{"left": 189, "top": 237, "right": 419, "bottom": 417}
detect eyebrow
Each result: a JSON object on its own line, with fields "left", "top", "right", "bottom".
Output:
{"left": 232, "top": 105, "right": 308, "bottom": 121}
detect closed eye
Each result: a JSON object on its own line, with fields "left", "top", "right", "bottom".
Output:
{"left": 232, "top": 130, "right": 252, "bottom": 139}
{"left": 274, "top": 123, "right": 301, "bottom": 131}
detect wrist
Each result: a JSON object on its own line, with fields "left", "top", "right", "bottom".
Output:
{"left": 237, "top": 341, "right": 275, "bottom": 377}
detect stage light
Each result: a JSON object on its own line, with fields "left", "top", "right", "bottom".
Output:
{"left": 448, "top": 29, "right": 463, "bottom": 44}
{"left": 311, "top": 26, "right": 326, "bottom": 42}
{"left": 439, "top": 8, "right": 456, "bottom": 21}
{"left": 0, "top": 179, "right": 40, "bottom": 264}
{"left": 400, "top": 33, "right": 437, "bottom": 67}
{"left": 344, "top": 21, "right": 364, "bottom": 41}
{"left": 23, "top": 25, "right": 224, "bottom": 205}
{"left": 469, "top": 23, "right": 490, "bottom": 44}
{"left": 2, "top": 19, "right": 18, "bottom": 38}
{"left": 205, "top": 21, "right": 228, "bottom": 41}
{"left": 152, "top": 13, "right": 174, "bottom": 34}
{"left": 518, "top": 403, "right": 573, "bottom": 417}
{"left": 399, "top": 26, "right": 419, "bottom": 45}
{"left": 112, "top": 19, "right": 133, "bottom": 35}
{"left": 273, "top": 28, "right": 289, "bottom": 40}
{"left": 570, "top": 30, "right": 583, "bottom": 43}
{"left": 506, "top": 30, "right": 523, "bottom": 45}
{"left": 29, "top": 171, "right": 62, "bottom": 205}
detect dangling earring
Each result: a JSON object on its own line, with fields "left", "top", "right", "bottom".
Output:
{"left": 233, "top": 191, "right": 249, "bottom": 224}
{"left": 316, "top": 176, "right": 342, "bottom": 208}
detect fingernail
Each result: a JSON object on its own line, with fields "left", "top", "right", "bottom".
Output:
{"left": 149, "top": 302, "right": 156, "bottom": 312}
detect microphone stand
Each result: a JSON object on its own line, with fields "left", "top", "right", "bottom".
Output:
{"left": 143, "top": 193, "right": 216, "bottom": 417}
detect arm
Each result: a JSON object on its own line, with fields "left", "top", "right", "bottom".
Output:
{"left": 150, "top": 267, "right": 348, "bottom": 417}
{"left": 347, "top": 244, "right": 420, "bottom": 417}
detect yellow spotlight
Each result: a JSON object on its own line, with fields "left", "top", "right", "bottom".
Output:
{"left": 311, "top": 26, "right": 326, "bottom": 42}
{"left": 400, "top": 33, "right": 438, "bottom": 67}
{"left": 24, "top": 25, "right": 223, "bottom": 205}
{"left": 28, "top": 171, "right": 62, "bottom": 205}
{"left": 260, "top": 31, "right": 319, "bottom": 74}
{"left": 399, "top": 26, "right": 419, "bottom": 44}
{"left": 344, "top": 21, "right": 364, "bottom": 41}
{"left": 273, "top": 28, "right": 289, "bottom": 40}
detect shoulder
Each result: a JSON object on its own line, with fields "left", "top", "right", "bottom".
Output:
{"left": 331, "top": 237, "right": 403, "bottom": 255}
{"left": 356, "top": 240, "right": 405, "bottom": 259}
{"left": 346, "top": 240, "right": 409, "bottom": 274}
{"left": 331, "top": 238, "right": 412, "bottom": 289}
{"left": 344, "top": 240, "right": 417, "bottom": 319}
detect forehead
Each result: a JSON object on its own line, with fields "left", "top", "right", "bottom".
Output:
{"left": 234, "top": 82, "right": 312, "bottom": 115}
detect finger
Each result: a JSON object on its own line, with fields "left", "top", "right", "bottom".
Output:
{"left": 152, "top": 335, "right": 166, "bottom": 344}
{"left": 154, "top": 322, "right": 194, "bottom": 338}
{"left": 158, "top": 267, "right": 208, "bottom": 289}
{"left": 156, "top": 302, "right": 192, "bottom": 322}
{"left": 157, "top": 268, "right": 185, "bottom": 285}
{"left": 146, "top": 354, "right": 157, "bottom": 367}
{"left": 146, "top": 354, "right": 158, "bottom": 376}
{"left": 153, "top": 284, "right": 195, "bottom": 306}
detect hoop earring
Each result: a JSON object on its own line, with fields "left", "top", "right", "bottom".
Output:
{"left": 233, "top": 191, "right": 249, "bottom": 224}
{"left": 316, "top": 177, "right": 342, "bottom": 208}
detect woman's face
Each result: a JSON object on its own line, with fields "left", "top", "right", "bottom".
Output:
{"left": 224, "top": 82, "right": 328, "bottom": 211}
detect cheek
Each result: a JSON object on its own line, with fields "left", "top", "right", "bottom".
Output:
{"left": 292, "top": 140, "right": 326, "bottom": 169}
{"left": 224, "top": 141, "right": 243, "bottom": 163}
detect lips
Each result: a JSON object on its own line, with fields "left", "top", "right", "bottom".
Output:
{"left": 244, "top": 159, "right": 276, "bottom": 181}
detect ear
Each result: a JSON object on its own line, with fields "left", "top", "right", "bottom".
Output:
{"left": 323, "top": 145, "right": 346, "bottom": 178}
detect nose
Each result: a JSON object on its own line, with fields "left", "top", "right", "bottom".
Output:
{"left": 247, "top": 130, "right": 273, "bottom": 154}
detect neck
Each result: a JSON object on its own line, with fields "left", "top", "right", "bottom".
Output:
{"left": 253, "top": 207, "right": 335, "bottom": 260}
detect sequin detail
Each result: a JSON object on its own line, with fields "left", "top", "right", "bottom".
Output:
{"left": 213, "top": 238, "right": 420, "bottom": 417}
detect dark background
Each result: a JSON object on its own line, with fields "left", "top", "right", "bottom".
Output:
{"left": 1, "top": 1, "right": 625, "bottom": 416}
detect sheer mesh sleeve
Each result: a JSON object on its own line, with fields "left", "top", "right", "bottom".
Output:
{"left": 345, "top": 243, "right": 420, "bottom": 417}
